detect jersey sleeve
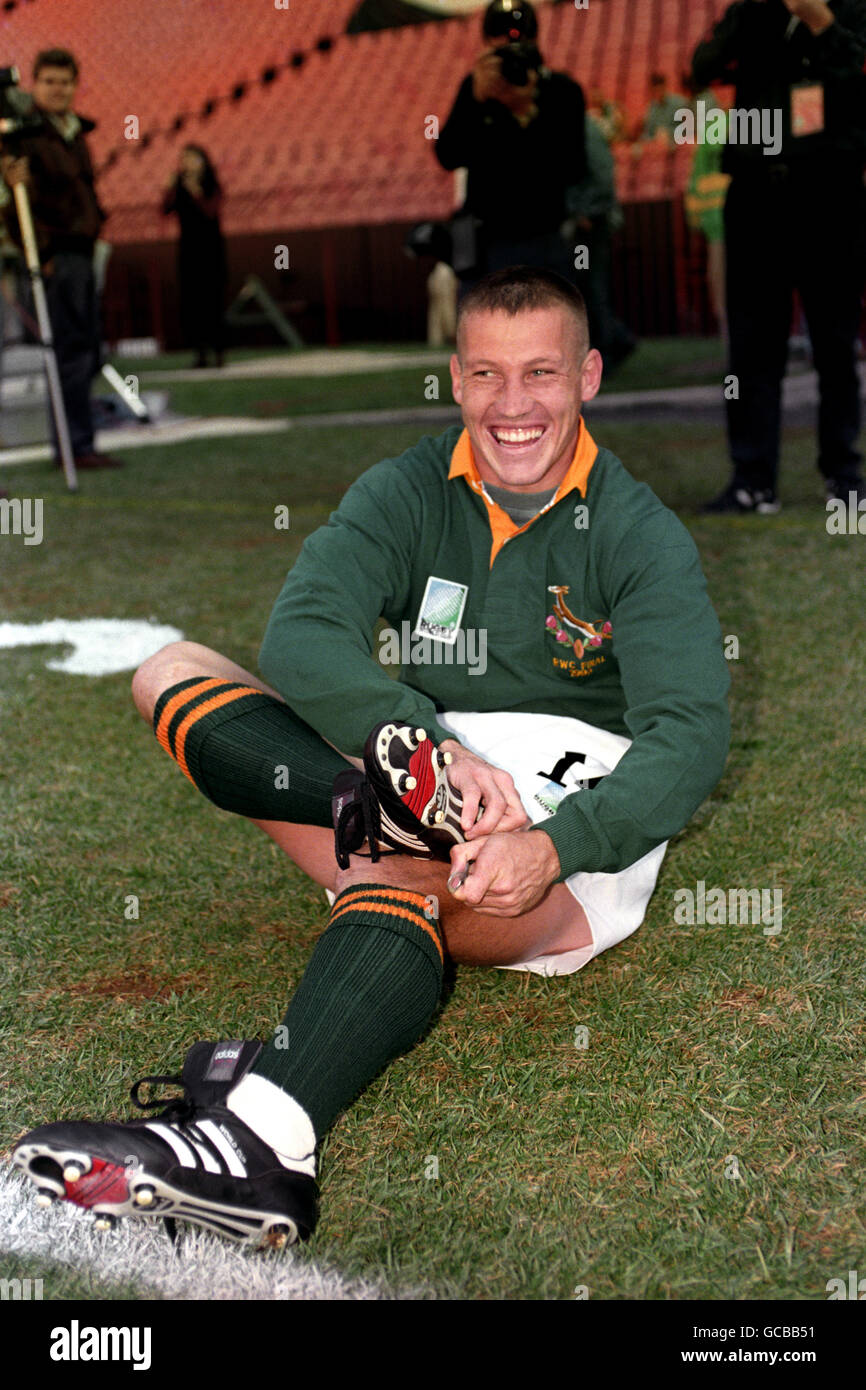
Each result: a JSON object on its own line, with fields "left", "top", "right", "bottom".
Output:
{"left": 542, "top": 511, "right": 730, "bottom": 877}
{"left": 258, "top": 462, "right": 443, "bottom": 757}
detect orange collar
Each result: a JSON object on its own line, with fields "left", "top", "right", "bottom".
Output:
{"left": 448, "top": 417, "right": 598, "bottom": 566}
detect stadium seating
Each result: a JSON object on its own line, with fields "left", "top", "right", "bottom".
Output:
{"left": 0, "top": 0, "right": 733, "bottom": 241}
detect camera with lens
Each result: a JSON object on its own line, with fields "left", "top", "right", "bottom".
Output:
{"left": 0, "top": 66, "right": 44, "bottom": 142}
{"left": 497, "top": 41, "right": 542, "bottom": 88}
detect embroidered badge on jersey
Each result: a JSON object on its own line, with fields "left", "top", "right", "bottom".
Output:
{"left": 545, "top": 584, "right": 612, "bottom": 676}
{"left": 414, "top": 576, "right": 469, "bottom": 645}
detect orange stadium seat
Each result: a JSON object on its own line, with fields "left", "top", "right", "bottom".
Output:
{"left": 0, "top": 0, "right": 733, "bottom": 240}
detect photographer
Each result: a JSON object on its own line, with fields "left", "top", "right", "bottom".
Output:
{"left": 693, "top": 0, "right": 866, "bottom": 513}
{"left": 0, "top": 48, "right": 119, "bottom": 470}
{"left": 434, "top": 0, "right": 586, "bottom": 288}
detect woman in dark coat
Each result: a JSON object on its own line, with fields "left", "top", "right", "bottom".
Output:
{"left": 162, "top": 145, "right": 227, "bottom": 367}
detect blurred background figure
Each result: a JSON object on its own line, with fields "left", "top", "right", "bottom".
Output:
{"left": 434, "top": 0, "right": 586, "bottom": 289}
{"left": 683, "top": 77, "right": 730, "bottom": 341}
{"left": 693, "top": 0, "right": 866, "bottom": 514}
{"left": 162, "top": 145, "right": 227, "bottom": 368}
{"left": 427, "top": 260, "right": 457, "bottom": 346}
{"left": 0, "top": 47, "right": 120, "bottom": 469}
{"left": 635, "top": 71, "right": 689, "bottom": 147}
{"left": 567, "top": 112, "right": 637, "bottom": 371}
{"left": 587, "top": 86, "right": 628, "bottom": 144}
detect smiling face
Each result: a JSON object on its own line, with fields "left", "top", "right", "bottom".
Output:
{"left": 450, "top": 305, "right": 602, "bottom": 493}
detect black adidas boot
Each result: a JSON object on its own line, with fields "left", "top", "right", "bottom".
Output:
{"left": 12, "top": 1040, "right": 318, "bottom": 1249}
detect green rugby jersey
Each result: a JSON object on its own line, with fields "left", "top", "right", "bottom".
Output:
{"left": 260, "top": 421, "right": 730, "bottom": 880}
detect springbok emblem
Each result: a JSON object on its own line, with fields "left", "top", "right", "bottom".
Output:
{"left": 546, "top": 585, "right": 612, "bottom": 660}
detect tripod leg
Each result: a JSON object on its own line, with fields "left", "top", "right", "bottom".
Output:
{"left": 13, "top": 183, "right": 78, "bottom": 492}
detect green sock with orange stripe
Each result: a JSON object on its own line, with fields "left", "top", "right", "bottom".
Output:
{"left": 152, "top": 676, "right": 348, "bottom": 826}
{"left": 251, "top": 884, "right": 444, "bottom": 1138}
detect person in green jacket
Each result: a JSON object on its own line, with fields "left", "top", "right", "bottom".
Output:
{"left": 684, "top": 88, "right": 731, "bottom": 339}
{"left": 13, "top": 268, "right": 730, "bottom": 1251}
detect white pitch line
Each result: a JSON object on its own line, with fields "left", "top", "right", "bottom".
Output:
{"left": 138, "top": 349, "right": 450, "bottom": 382}
{"left": 0, "top": 1169, "right": 417, "bottom": 1301}
{"left": 0, "top": 416, "right": 291, "bottom": 468}
{"left": 0, "top": 618, "right": 184, "bottom": 676}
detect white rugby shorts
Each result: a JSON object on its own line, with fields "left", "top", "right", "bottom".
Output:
{"left": 436, "top": 710, "right": 667, "bottom": 977}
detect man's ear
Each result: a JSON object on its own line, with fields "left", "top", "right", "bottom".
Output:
{"left": 579, "top": 347, "right": 604, "bottom": 406}
{"left": 449, "top": 353, "right": 463, "bottom": 405}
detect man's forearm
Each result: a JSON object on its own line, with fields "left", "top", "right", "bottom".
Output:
{"left": 542, "top": 701, "right": 729, "bottom": 880}
{"left": 259, "top": 618, "right": 444, "bottom": 757}
{"left": 786, "top": 0, "right": 834, "bottom": 37}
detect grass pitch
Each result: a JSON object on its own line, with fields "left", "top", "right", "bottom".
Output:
{"left": 0, "top": 344, "right": 863, "bottom": 1301}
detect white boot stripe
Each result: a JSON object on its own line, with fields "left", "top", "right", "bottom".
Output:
{"left": 146, "top": 1123, "right": 198, "bottom": 1168}
{"left": 187, "top": 1135, "right": 221, "bottom": 1173}
{"left": 197, "top": 1119, "right": 247, "bottom": 1178}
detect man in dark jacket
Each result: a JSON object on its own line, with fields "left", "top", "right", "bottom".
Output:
{"left": 693, "top": 0, "right": 866, "bottom": 512}
{"left": 434, "top": 0, "right": 586, "bottom": 288}
{"left": 1, "top": 48, "right": 119, "bottom": 469}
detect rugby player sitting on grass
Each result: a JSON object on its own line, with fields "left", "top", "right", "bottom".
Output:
{"left": 13, "top": 268, "right": 729, "bottom": 1248}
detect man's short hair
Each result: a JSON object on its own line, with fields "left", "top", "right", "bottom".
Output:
{"left": 33, "top": 49, "right": 79, "bottom": 80}
{"left": 456, "top": 266, "right": 589, "bottom": 358}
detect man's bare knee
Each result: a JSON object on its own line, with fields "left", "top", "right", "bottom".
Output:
{"left": 132, "top": 641, "right": 282, "bottom": 723}
{"left": 131, "top": 641, "right": 224, "bottom": 721}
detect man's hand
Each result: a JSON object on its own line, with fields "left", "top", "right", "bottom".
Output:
{"left": 447, "top": 828, "right": 561, "bottom": 917}
{"left": 472, "top": 50, "right": 509, "bottom": 103}
{"left": 471, "top": 50, "right": 538, "bottom": 117}
{"left": 438, "top": 738, "right": 529, "bottom": 838}
{"left": 779, "top": 0, "right": 834, "bottom": 34}
{"left": 1, "top": 154, "right": 29, "bottom": 188}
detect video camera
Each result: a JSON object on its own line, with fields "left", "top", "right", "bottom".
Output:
{"left": 0, "top": 67, "right": 44, "bottom": 143}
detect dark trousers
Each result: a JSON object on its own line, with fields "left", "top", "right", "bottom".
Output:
{"left": 575, "top": 220, "right": 635, "bottom": 360}
{"left": 179, "top": 238, "right": 227, "bottom": 360}
{"left": 44, "top": 250, "right": 100, "bottom": 457}
{"left": 724, "top": 167, "right": 866, "bottom": 491}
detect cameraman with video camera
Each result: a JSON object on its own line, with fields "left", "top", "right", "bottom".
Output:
{"left": 434, "top": 0, "right": 586, "bottom": 288}
{"left": 0, "top": 48, "right": 119, "bottom": 470}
